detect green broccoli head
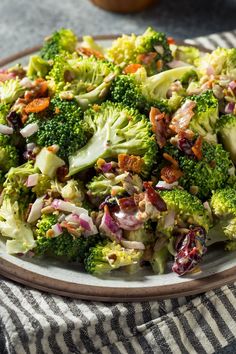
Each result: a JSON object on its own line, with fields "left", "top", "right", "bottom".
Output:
{"left": 178, "top": 141, "right": 231, "bottom": 200}
{"left": 217, "top": 114, "right": 236, "bottom": 164}
{"left": 211, "top": 187, "right": 236, "bottom": 242}
{"left": 0, "top": 79, "right": 25, "bottom": 104}
{"left": 32, "top": 174, "right": 51, "bottom": 197}
{"left": 110, "top": 72, "right": 169, "bottom": 113}
{"left": 34, "top": 213, "right": 101, "bottom": 262}
{"left": 84, "top": 240, "right": 143, "bottom": 274}
{"left": 150, "top": 245, "right": 170, "bottom": 274}
{"left": 172, "top": 45, "right": 200, "bottom": 65}
{"left": 40, "top": 28, "right": 77, "bottom": 60}
{"left": 159, "top": 188, "right": 211, "bottom": 232}
{"left": 87, "top": 173, "right": 127, "bottom": 198}
{"left": 196, "top": 47, "right": 236, "bottom": 79}
{"left": 0, "top": 103, "right": 10, "bottom": 124}
{"left": 27, "top": 55, "right": 51, "bottom": 79}
{"left": 107, "top": 27, "right": 172, "bottom": 75}
{"left": 69, "top": 101, "right": 158, "bottom": 177}
{"left": 0, "top": 134, "right": 19, "bottom": 172}
{"left": 187, "top": 90, "right": 219, "bottom": 142}
{"left": 26, "top": 95, "right": 88, "bottom": 160}
{"left": 47, "top": 55, "right": 118, "bottom": 109}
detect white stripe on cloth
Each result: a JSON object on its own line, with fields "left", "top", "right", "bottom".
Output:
{"left": 1, "top": 30, "right": 236, "bottom": 354}
{"left": 185, "top": 30, "right": 236, "bottom": 49}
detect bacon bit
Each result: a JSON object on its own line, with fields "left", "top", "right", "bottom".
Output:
{"left": 137, "top": 52, "right": 157, "bottom": 65}
{"left": 163, "top": 153, "right": 179, "bottom": 168}
{"left": 24, "top": 97, "right": 50, "bottom": 114}
{"left": 24, "top": 79, "right": 48, "bottom": 101}
{"left": 143, "top": 182, "right": 167, "bottom": 211}
{"left": 156, "top": 59, "right": 163, "bottom": 71}
{"left": 118, "top": 154, "right": 144, "bottom": 174}
{"left": 192, "top": 136, "right": 203, "bottom": 160}
{"left": 149, "top": 107, "right": 167, "bottom": 148}
{"left": 77, "top": 47, "right": 104, "bottom": 59}
{"left": 161, "top": 166, "right": 183, "bottom": 184}
{"left": 167, "top": 36, "right": 176, "bottom": 45}
{"left": 54, "top": 107, "right": 60, "bottom": 114}
{"left": 118, "top": 196, "right": 137, "bottom": 213}
{"left": 177, "top": 129, "right": 195, "bottom": 141}
{"left": 123, "top": 63, "right": 142, "bottom": 74}
{"left": 170, "top": 100, "right": 196, "bottom": 134}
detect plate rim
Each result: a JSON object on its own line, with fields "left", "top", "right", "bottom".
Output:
{"left": 0, "top": 36, "right": 234, "bottom": 302}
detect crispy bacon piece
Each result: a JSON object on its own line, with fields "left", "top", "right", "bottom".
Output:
{"left": 161, "top": 165, "right": 183, "bottom": 184}
{"left": 24, "top": 79, "right": 48, "bottom": 101}
{"left": 118, "top": 154, "right": 144, "bottom": 174}
{"left": 137, "top": 52, "right": 157, "bottom": 65}
{"left": 143, "top": 182, "right": 167, "bottom": 211}
{"left": 167, "top": 36, "right": 176, "bottom": 45}
{"left": 24, "top": 97, "right": 50, "bottom": 114}
{"left": 192, "top": 136, "right": 203, "bottom": 160}
{"left": 118, "top": 196, "right": 137, "bottom": 213}
{"left": 149, "top": 107, "right": 168, "bottom": 148}
{"left": 163, "top": 153, "right": 179, "bottom": 168}
{"left": 123, "top": 63, "right": 142, "bottom": 74}
{"left": 77, "top": 47, "right": 104, "bottom": 59}
{"left": 170, "top": 100, "right": 196, "bottom": 134}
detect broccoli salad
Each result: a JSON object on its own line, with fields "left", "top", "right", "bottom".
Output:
{"left": 0, "top": 28, "right": 236, "bottom": 277}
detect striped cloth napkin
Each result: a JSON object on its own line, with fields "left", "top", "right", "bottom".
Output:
{"left": 1, "top": 31, "right": 236, "bottom": 354}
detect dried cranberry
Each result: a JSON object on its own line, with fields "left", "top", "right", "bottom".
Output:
{"left": 6, "top": 111, "right": 23, "bottom": 130}
{"left": 23, "top": 150, "right": 36, "bottom": 161}
{"left": 178, "top": 137, "right": 195, "bottom": 157}
{"left": 56, "top": 166, "right": 69, "bottom": 183}
{"left": 172, "top": 226, "right": 207, "bottom": 276}
{"left": 143, "top": 182, "right": 167, "bottom": 211}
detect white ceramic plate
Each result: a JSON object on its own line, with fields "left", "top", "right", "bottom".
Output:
{"left": 0, "top": 37, "right": 235, "bottom": 301}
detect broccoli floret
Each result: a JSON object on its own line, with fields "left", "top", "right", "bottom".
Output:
{"left": 0, "top": 79, "right": 25, "bottom": 104}
{"left": 0, "top": 134, "right": 19, "bottom": 173}
{"left": 34, "top": 214, "right": 101, "bottom": 262}
{"left": 187, "top": 90, "right": 219, "bottom": 142}
{"left": 27, "top": 55, "right": 51, "bottom": 79}
{"left": 0, "top": 103, "right": 10, "bottom": 124}
{"left": 159, "top": 189, "right": 211, "bottom": 233}
{"left": 172, "top": 45, "right": 200, "bottom": 65}
{"left": 110, "top": 66, "right": 192, "bottom": 112}
{"left": 32, "top": 174, "right": 51, "bottom": 197}
{"left": 210, "top": 187, "right": 236, "bottom": 242}
{"left": 196, "top": 47, "right": 236, "bottom": 79}
{"left": 3, "top": 161, "right": 37, "bottom": 208}
{"left": 47, "top": 55, "right": 118, "bottom": 109}
{"left": 178, "top": 141, "right": 231, "bottom": 200}
{"left": 107, "top": 27, "right": 172, "bottom": 75}
{"left": 124, "top": 225, "right": 155, "bottom": 245}
{"left": 40, "top": 28, "right": 77, "bottom": 61}
{"left": 69, "top": 101, "right": 158, "bottom": 177}
{"left": 217, "top": 114, "right": 236, "bottom": 164}
{"left": 87, "top": 173, "right": 128, "bottom": 198}
{"left": 150, "top": 245, "right": 170, "bottom": 274}
{"left": 27, "top": 95, "right": 88, "bottom": 160}
{"left": 84, "top": 240, "right": 143, "bottom": 274}
{"left": 0, "top": 199, "right": 35, "bottom": 254}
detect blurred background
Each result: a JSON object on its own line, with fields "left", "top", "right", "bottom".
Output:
{"left": 0, "top": 0, "right": 236, "bottom": 58}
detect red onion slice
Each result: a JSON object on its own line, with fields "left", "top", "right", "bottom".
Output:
{"left": 100, "top": 207, "right": 122, "bottom": 241}
{"left": 20, "top": 123, "right": 39, "bottom": 138}
{"left": 25, "top": 173, "right": 39, "bottom": 187}
{"left": 228, "top": 81, "right": 236, "bottom": 91}
{"left": 225, "top": 102, "right": 235, "bottom": 114}
{"left": 113, "top": 211, "right": 143, "bottom": 231}
{"left": 168, "top": 60, "right": 189, "bottom": 68}
{"left": 156, "top": 180, "right": 178, "bottom": 190}
{"left": 51, "top": 223, "right": 63, "bottom": 237}
{"left": 27, "top": 196, "right": 45, "bottom": 223}
{"left": 121, "top": 239, "right": 145, "bottom": 250}
{"left": 0, "top": 124, "right": 13, "bottom": 135}
{"left": 51, "top": 199, "right": 89, "bottom": 216}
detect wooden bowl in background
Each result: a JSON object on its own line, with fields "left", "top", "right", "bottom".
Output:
{"left": 91, "top": 0, "right": 155, "bottom": 13}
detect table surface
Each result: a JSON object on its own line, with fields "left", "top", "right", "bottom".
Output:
{"left": 1, "top": 0, "right": 236, "bottom": 58}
